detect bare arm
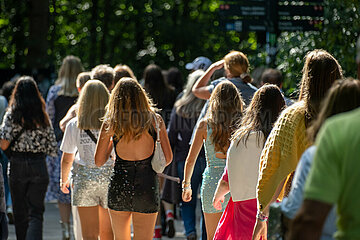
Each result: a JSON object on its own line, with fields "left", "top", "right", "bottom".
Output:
{"left": 0, "top": 139, "right": 10, "bottom": 150}
{"left": 182, "top": 119, "right": 207, "bottom": 202}
{"left": 59, "top": 104, "right": 77, "bottom": 132}
{"left": 94, "top": 123, "right": 113, "bottom": 167}
{"left": 213, "top": 179, "right": 230, "bottom": 210}
{"left": 192, "top": 60, "right": 225, "bottom": 100}
{"left": 288, "top": 199, "right": 332, "bottom": 240}
{"left": 60, "top": 152, "right": 75, "bottom": 194}
{"left": 158, "top": 115, "right": 173, "bottom": 165}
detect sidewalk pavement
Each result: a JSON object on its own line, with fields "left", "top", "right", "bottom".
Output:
{"left": 8, "top": 203, "right": 201, "bottom": 240}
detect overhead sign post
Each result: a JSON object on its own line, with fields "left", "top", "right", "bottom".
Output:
{"left": 219, "top": 0, "right": 324, "bottom": 65}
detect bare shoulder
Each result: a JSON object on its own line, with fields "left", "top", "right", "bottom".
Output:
{"left": 198, "top": 118, "right": 208, "bottom": 132}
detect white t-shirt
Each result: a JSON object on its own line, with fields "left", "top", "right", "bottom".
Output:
{"left": 227, "top": 131, "right": 264, "bottom": 202}
{"left": 60, "top": 117, "right": 113, "bottom": 167}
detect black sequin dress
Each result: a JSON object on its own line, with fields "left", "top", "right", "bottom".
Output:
{"left": 108, "top": 130, "right": 160, "bottom": 213}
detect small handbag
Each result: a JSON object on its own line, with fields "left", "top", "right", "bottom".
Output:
{"left": 151, "top": 115, "right": 166, "bottom": 173}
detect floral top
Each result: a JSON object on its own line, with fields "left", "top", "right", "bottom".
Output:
{"left": 0, "top": 111, "right": 58, "bottom": 157}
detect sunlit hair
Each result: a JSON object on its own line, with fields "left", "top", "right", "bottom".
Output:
{"left": 103, "top": 78, "right": 157, "bottom": 142}
{"left": 308, "top": 78, "right": 360, "bottom": 142}
{"left": 76, "top": 80, "right": 109, "bottom": 130}
{"left": 175, "top": 70, "right": 206, "bottom": 119}
{"left": 76, "top": 72, "right": 91, "bottom": 89}
{"left": 9, "top": 76, "right": 50, "bottom": 129}
{"left": 223, "top": 51, "right": 251, "bottom": 83}
{"left": 232, "top": 84, "right": 285, "bottom": 146}
{"left": 298, "top": 49, "right": 343, "bottom": 126}
{"left": 91, "top": 64, "right": 115, "bottom": 90}
{"left": 55, "top": 55, "right": 84, "bottom": 97}
{"left": 206, "top": 81, "right": 244, "bottom": 154}
{"left": 114, "top": 64, "right": 137, "bottom": 84}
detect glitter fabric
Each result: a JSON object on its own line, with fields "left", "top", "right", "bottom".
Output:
{"left": 108, "top": 132, "right": 160, "bottom": 214}
{"left": 72, "top": 163, "right": 113, "bottom": 208}
{"left": 201, "top": 124, "right": 230, "bottom": 213}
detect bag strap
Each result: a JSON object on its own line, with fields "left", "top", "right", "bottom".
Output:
{"left": 153, "top": 114, "right": 161, "bottom": 142}
{"left": 8, "top": 128, "right": 25, "bottom": 150}
{"left": 84, "top": 129, "right": 97, "bottom": 144}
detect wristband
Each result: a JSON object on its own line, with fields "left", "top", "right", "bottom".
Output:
{"left": 257, "top": 210, "right": 269, "bottom": 222}
{"left": 182, "top": 180, "right": 191, "bottom": 189}
{"left": 182, "top": 185, "right": 191, "bottom": 191}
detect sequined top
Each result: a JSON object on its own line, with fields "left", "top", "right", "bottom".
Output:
{"left": 0, "top": 111, "right": 58, "bottom": 157}
{"left": 201, "top": 124, "right": 230, "bottom": 213}
{"left": 257, "top": 101, "right": 311, "bottom": 210}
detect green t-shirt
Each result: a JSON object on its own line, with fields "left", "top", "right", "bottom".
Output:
{"left": 304, "top": 108, "right": 360, "bottom": 240}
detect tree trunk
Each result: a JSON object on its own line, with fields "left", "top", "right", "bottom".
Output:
{"left": 89, "top": 0, "right": 99, "bottom": 67}
{"left": 26, "top": 0, "right": 49, "bottom": 69}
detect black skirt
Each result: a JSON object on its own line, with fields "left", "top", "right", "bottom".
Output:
{"left": 108, "top": 156, "right": 160, "bottom": 213}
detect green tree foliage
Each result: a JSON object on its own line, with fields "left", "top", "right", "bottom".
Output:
{"left": 0, "top": 0, "right": 358, "bottom": 89}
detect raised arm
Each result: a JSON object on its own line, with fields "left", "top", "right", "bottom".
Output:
{"left": 182, "top": 119, "right": 207, "bottom": 202}
{"left": 192, "top": 60, "right": 224, "bottom": 100}
{"left": 95, "top": 123, "right": 113, "bottom": 167}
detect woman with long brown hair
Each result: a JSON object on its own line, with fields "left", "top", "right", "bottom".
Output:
{"left": 182, "top": 81, "right": 243, "bottom": 240}
{"left": 212, "top": 84, "right": 285, "bottom": 239}
{"left": 0, "top": 76, "right": 58, "bottom": 239}
{"left": 95, "top": 78, "right": 172, "bottom": 240}
{"left": 252, "top": 49, "right": 343, "bottom": 239}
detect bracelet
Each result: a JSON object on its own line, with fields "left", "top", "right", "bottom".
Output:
{"left": 182, "top": 180, "right": 191, "bottom": 189}
{"left": 256, "top": 210, "right": 269, "bottom": 222}
{"left": 182, "top": 185, "right": 191, "bottom": 191}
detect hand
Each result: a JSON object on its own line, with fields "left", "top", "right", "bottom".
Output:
{"left": 212, "top": 194, "right": 225, "bottom": 210}
{"left": 210, "top": 60, "right": 225, "bottom": 70}
{"left": 182, "top": 188, "right": 192, "bottom": 202}
{"left": 252, "top": 219, "right": 267, "bottom": 240}
{"left": 60, "top": 181, "right": 70, "bottom": 194}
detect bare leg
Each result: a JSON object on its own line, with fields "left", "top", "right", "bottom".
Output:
{"left": 132, "top": 212, "right": 158, "bottom": 240}
{"left": 108, "top": 210, "right": 132, "bottom": 240}
{"left": 204, "top": 212, "right": 223, "bottom": 240}
{"left": 99, "top": 207, "right": 113, "bottom": 240}
{"left": 78, "top": 206, "right": 99, "bottom": 240}
{"left": 58, "top": 202, "right": 71, "bottom": 223}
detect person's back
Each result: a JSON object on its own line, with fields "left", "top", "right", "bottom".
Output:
{"left": 304, "top": 108, "right": 360, "bottom": 239}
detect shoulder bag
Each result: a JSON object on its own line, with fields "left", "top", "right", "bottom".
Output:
{"left": 151, "top": 115, "right": 166, "bottom": 173}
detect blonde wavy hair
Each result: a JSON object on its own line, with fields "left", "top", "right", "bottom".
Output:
{"left": 206, "top": 81, "right": 244, "bottom": 154}
{"left": 223, "top": 51, "right": 250, "bottom": 82}
{"left": 77, "top": 80, "right": 109, "bottom": 130}
{"left": 103, "top": 77, "right": 157, "bottom": 142}
{"left": 56, "top": 55, "right": 84, "bottom": 97}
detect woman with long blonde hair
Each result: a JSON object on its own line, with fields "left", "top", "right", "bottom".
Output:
{"left": 60, "top": 80, "right": 113, "bottom": 240}
{"left": 95, "top": 78, "right": 172, "bottom": 240}
{"left": 46, "top": 55, "right": 84, "bottom": 239}
{"left": 182, "top": 81, "right": 243, "bottom": 240}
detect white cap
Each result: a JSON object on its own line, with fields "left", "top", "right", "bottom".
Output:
{"left": 185, "top": 57, "right": 212, "bottom": 71}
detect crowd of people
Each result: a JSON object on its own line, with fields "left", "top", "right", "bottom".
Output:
{"left": 0, "top": 44, "right": 359, "bottom": 240}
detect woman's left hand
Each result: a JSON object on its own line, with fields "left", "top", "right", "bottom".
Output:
{"left": 212, "top": 194, "right": 225, "bottom": 210}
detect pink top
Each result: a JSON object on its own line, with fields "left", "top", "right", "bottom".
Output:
{"left": 221, "top": 167, "right": 229, "bottom": 183}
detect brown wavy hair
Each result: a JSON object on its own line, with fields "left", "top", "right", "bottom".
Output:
{"left": 206, "top": 81, "right": 244, "bottom": 154}
{"left": 103, "top": 78, "right": 157, "bottom": 142}
{"left": 307, "top": 78, "right": 360, "bottom": 142}
{"left": 232, "top": 84, "right": 285, "bottom": 146}
{"left": 298, "top": 49, "right": 343, "bottom": 126}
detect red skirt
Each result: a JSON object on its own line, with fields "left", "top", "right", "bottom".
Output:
{"left": 213, "top": 197, "right": 257, "bottom": 240}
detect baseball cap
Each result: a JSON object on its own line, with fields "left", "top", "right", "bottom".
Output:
{"left": 185, "top": 57, "right": 212, "bottom": 71}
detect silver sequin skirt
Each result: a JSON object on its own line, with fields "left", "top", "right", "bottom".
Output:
{"left": 71, "top": 163, "right": 113, "bottom": 208}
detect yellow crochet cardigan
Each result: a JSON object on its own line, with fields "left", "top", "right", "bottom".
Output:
{"left": 257, "top": 101, "right": 311, "bottom": 210}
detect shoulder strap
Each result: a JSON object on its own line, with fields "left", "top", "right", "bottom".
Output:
{"left": 84, "top": 129, "right": 97, "bottom": 144}
{"left": 153, "top": 114, "right": 161, "bottom": 142}
{"left": 8, "top": 128, "right": 25, "bottom": 150}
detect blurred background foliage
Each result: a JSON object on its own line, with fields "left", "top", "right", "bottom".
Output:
{"left": 0, "top": 0, "right": 359, "bottom": 96}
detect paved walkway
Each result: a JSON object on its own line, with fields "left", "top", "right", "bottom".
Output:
{"left": 8, "top": 203, "right": 202, "bottom": 240}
